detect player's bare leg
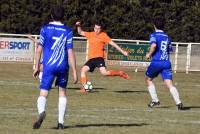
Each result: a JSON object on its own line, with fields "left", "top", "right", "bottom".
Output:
{"left": 145, "top": 77, "right": 160, "bottom": 108}
{"left": 164, "top": 80, "right": 183, "bottom": 110}
{"left": 79, "top": 65, "right": 90, "bottom": 93}
{"left": 57, "top": 87, "right": 67, "bottom": 129}
{"left": 33, "top": 90, "right": 48, "bottom": 129}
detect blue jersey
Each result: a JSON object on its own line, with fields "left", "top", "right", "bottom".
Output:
{"left": 149, "top": 31, "right": 172, "bottom": 61}
{"left": 39, "top": 22, "right": 73, "bottom": 71}
{"left": 146, "top": 31, "right": 173, "bottom": 80}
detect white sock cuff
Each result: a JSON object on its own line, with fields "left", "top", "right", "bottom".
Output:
{"left": 37, "top": 96, "right": 47, "bottom": 114}
{"left": 148, "top": 84, "right": 159, "bottom": 102}
{"left": 38, "top": 96, "right": 46, "bottom": 101}
{"left": 148, "top": 84, "right": 155, "bottom": 89}
{"left": 59, "top": 96, "right": 67, "bottom": 103}
{"left": 58, "top": 96, "right": 67, "bottom": 124}
{"left": 170, "top": 86, "right": 181, "bottom": 105}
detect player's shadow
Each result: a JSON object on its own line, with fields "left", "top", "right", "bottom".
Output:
{"left": 154, "top": 106, "right": 197, "bottom": 110}
{"left": 51, "top": 123, "right": 148, "bottom": 129}
{"left": 181, "top": 106, "right": 200, "bottom": 110}
{"left": 154, "top": 106, "right": 171, "bottom": 109}
{"left": 85, "top": 88, "right": 106, "bottom": 93}
{"left": 53, "top": 87, "right": 105, "bottom": 91}
{"left": 114, "top": 90, "right": 148, "bottom": 94}
{"left": 93, "top": 87, "right": 106, "bottom": 90}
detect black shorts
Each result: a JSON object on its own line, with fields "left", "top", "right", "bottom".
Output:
{"left": 84, "top": 57, "right": 106, "bottom": 72}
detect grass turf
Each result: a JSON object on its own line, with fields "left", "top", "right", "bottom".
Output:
{"left": 0, "top": 63, "right": 199, "bottom": 134}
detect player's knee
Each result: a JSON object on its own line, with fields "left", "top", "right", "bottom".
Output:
{"left": 99, "top": 70, "right": 108, "bottom": 76}
{"left": 164, "top": 80, "right": 173, "bottom": 89}
{"left": 81, "top": 66, "right": 88, "bottom": 73}
{"left": 145, "top": 77, "right": 151, "bottom": 85}
{"left": 40, "top": 89, "right": 48, "bottom": 97}
{"left": 101, "top": 72, "right": 108, "bottom": 76}
{"left": 59, "top": 91, "right": 66, "bottom": 97}
{"left": 99, "top": 67, "right": 108, "bottom": 76}
{"left": 59, "top": 87, "right": 66, "bottom": 96}
{"left": 165, "top": 84, "right": 174, "bottom": 89}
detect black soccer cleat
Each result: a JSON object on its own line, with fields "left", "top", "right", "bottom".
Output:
{"left": 176, "top": 103, "right": 184, "bottom": 110}
{"left": 148, "top": 101, "right": 160, "bottom": 108}
{"left": 57, "top": 123, "right": 65, "bottom": 129}
{"left": 33, "top": 111, "right": 46, "bottom": 129}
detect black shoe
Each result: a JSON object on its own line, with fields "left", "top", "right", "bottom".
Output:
{"left": 57, "top": 123, "right": 65, "bottom": 129}
{"left": 33, "top": 111, "right": 46, "bottom": 129}
{"left": 148, "top": 101, "right": 160, "bottom": 108}
{"left": 177, "top": 103, "right": 184, "bottom": 110}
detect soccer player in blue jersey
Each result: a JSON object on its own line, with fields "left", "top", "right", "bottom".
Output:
{"left": 33, "top": 5, "right": 78, "bottom": 129}
{"left": 145, "top": 17, "right": 183, "bottom": 110}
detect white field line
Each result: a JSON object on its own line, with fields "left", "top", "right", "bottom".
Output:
{"left": 0, "top": 80, "right": 200, "bottom": 89}
{"left": 0, "top": 80, "right": 37, "bottom": 86}
{"left": 0, "top": 109, "right": 199, "bottom": 125}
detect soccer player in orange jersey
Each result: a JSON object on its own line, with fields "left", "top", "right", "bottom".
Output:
{"left": 76, "top": 21, "right": 130, "bottom": 93}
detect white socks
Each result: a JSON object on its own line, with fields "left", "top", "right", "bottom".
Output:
{"left": 148, "top": 84, "right": 159, "bottom": 102}
{"left": 37, "top": 95, "right": 67, "bottom": 124}
{"left": 58, "top": 96, "right": 67, "bottom": 124}
{"left": 37, "top": 96, "right": 47, "bottom": 114}
{"left": 169, "top": 86, "right": 181, "bottom": 105}
{"left": 148, "top": 84, "right": 181, "bottom": 105}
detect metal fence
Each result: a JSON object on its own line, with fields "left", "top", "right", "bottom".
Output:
{"left": 0, "top": 33, "right": 200, "bottom": 73}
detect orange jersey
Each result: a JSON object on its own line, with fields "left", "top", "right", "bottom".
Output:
{"left": 84, "top": 32, "right": 111, "bottom": 59}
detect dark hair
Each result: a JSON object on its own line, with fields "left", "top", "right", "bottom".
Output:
{"left": 153, "top": 16, "right": 165, "bottom": 30}
{"left": 51, "top": 5, "right": 65, "bottom": 21}
{"left": 94, "top": 20, "right": 103, "bottom": 29}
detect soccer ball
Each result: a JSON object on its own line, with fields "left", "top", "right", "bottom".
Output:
{"left": 83, "top": 81, "right": 93, "bottom": 92}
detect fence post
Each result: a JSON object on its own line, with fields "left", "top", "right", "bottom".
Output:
{"left": 135, "top": 41, "right": 140, "bottom": 72}
{"left": 186, "top": 43, "right": 191, "bottom": 74}
{"left": 174, "top": 43, "right": 179, "bottom": 73}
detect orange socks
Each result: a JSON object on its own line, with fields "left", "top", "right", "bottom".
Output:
{"left": 107, "top": 70, "right": 130, "bottom": 79}
{"left": 107, "top": 70, "right": 122, "bottom": 76}
{"left": 80, "top": 76, "right": 87, "bottom": 85}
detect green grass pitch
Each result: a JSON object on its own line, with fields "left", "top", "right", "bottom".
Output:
{"left": 0, "top": 63, "right": 199, "bottom": 134}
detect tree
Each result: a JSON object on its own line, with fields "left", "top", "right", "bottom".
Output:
{"left": 0, "top": 0, "right": 199, "bottom": 42}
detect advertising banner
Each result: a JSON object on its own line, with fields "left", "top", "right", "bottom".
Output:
{"left": 0, "top": 37, "right": 34, "bottom": 62}
{"left": 107, "top": 44, "right": 150, "bottom": 67}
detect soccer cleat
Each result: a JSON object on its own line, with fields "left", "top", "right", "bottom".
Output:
{"left": 119, "top": 71, "right": 130, "bottom": 79}
{"left": 57, "top": 123, "right": 65, "bottom": 129}
{"left": 148, "top": 101, "right": 160, "bottom": 108}
{"left": 176, "top": 103, "right": 184, "bottom": 110}
{"left": 33, "top": 111, "right": 46, "bottom": 129}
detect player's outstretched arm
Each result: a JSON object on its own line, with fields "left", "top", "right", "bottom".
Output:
{"left": 109, "top": 40, "right": 129, "bottom": 56}
{"left": 68, "top": 49, "right": 78, "bottom": 84}
{"left": 33, "top": 45, "right": 42, "bottom": 79}
{"left": 75, "top": 21, "right": 85, "bottom": 36}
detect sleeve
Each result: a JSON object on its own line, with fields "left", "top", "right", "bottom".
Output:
{"left": 84, "top": 32, "right": 91, "bottom": 39}
{"left": 66, "top": 30, "right": 73, "bottom": 49}
{"left": 103, "top": 33, "right": 111, "bottom": 44}
{"left": 39, "top": 26, "right": 45, "bottom": 47}
{"left": 149, "top": 34, "right": 157, "bottom": 45}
